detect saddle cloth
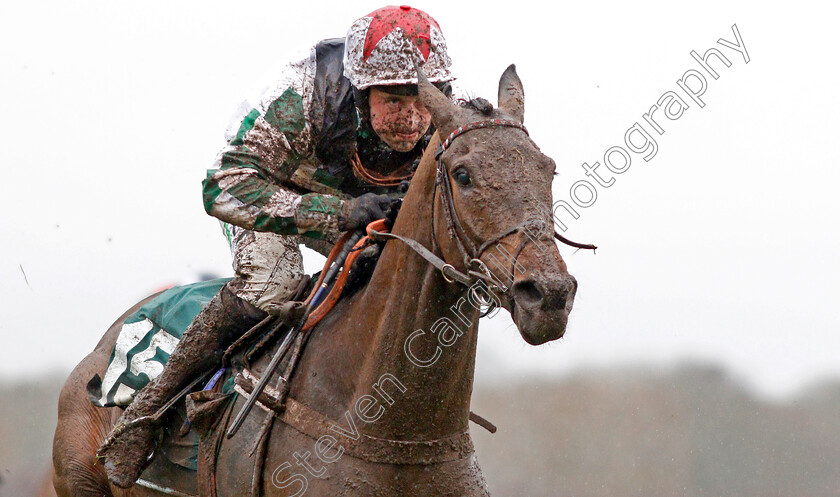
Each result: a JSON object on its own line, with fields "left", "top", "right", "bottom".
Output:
{"left": 87, "top": 278, "right": 231, "bottom": 408}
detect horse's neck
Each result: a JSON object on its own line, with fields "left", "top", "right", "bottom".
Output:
{"left": 353, "top": 234, "right": 479, "bottom": 439}
{"left": 294, "top": 137, "right": 481, "bottom": 440}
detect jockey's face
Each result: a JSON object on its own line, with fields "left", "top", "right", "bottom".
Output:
{"left": 368, "top": 87, "right": 432, "bottom": 152}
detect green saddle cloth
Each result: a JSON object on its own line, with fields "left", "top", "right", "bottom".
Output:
{"left": 87, "top": 278, "right": 231, "bottom": 408}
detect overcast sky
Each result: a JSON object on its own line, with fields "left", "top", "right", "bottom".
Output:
{"left": 1, "top": 0, "right": 837, "bottom": 399}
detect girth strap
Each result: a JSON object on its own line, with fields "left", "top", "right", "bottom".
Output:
{"left": 234, "top": 369, "right": 475, "bottom": 465}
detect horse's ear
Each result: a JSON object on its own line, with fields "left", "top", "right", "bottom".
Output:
{"left": 498, "top": 64, "right": 525, "bottom": 123}
{"left": 416, "top": 63, "right": 462, "bottom": 137}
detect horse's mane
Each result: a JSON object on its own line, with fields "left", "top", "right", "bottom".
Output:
{"left": 343, "top": 243, "right": 382, "bottom": 296}
{"left": 459, "top": 97, "right": 494, "bottom": 116}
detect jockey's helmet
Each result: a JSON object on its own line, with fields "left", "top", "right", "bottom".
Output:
{"left": 343, "top": 5, "right": 453, "bottom": 91}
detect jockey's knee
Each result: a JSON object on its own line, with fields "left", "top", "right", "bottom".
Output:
{"left": 229, "top": 230, "right": 306, "bottom": 312}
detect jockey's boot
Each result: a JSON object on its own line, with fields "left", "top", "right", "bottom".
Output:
{"left": 97, "top": 282, "right": 267, "bottom": 488}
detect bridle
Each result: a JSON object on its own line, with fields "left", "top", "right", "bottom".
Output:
{"left": 371, "top": 118, "right": 543, "bottom": 309}
{"left": 433, "top": 119, "right": 536, "bottom": 293}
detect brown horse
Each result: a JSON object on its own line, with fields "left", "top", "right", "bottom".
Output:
{"left": 52, "top": 65, "right": 577, "bottom": 497}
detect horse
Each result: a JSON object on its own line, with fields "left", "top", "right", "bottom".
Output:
{"left": 51, "top": 65, "right": 578, "bottom": 497}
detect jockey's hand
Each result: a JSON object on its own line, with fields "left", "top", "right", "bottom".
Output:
{"left": 383, "top": 197, "right": 402, "bottom": 228}
{"left": 337, "top": 193, "right": 400, "bottom": 231}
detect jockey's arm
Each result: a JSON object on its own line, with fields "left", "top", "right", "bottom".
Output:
{"left": 202, "top": 158, "right": 342, "bottom": 238}
{"left": 202, "top": 53, "right": 343, "bottom": 239}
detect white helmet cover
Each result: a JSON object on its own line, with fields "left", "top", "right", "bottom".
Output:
{"left": 344, "top": 5, "right": 453, "bottom": 90}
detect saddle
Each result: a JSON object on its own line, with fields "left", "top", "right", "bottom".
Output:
{"left": 87, "top": 274, "right": 312, "bottom": 497}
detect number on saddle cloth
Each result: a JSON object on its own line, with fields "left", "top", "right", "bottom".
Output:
{"left": 86, "top": 278, "right": 232, "bottom": 408}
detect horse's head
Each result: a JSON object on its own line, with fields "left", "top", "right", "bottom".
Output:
{"left": 417, "top": 65, "right": 577, "bottom": 345}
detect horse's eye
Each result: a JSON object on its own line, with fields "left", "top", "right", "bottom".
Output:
{"left": 453, "top": 168, "right": 471, "bottom": 186}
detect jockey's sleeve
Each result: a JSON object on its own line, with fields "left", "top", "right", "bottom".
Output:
{"left": 202, "top": 50, "right": 342, "bottom": 236}
{"left": 202, "top": 165, "right": 341, "bottom": 236}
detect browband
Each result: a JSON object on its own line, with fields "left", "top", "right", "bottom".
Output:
{"left": 436, "top": 119, "right": 529, "bottom": 158}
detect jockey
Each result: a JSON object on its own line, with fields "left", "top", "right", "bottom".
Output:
{"left": 98, "top": 5, "right": 456, "bottom": 488}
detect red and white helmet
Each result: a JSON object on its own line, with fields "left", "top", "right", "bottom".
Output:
{"left": 343, "top": 5, "right": 453, "bottom": 90}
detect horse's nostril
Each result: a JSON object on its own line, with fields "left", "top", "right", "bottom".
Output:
{"left": 512, "top": 280, "right": 544, "bottom": 307}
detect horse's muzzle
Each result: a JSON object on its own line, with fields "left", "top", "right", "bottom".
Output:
{"left": 509, "top": 244, "right": 577, "bottom": 345}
